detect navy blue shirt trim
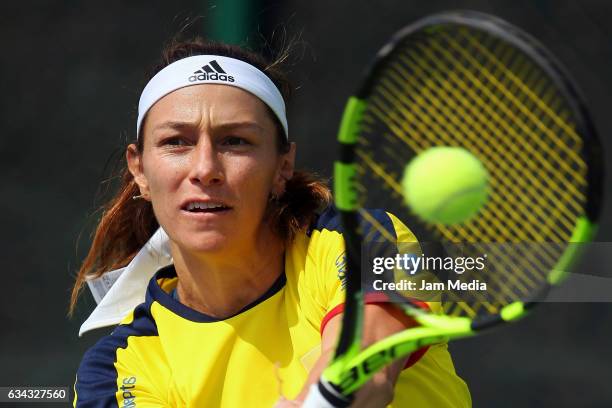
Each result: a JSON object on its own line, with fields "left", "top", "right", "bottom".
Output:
{"left": 149, "top": 265, "right": 287, "bottom": 323}
{"left": 75, "top": 302, "right": 158, "bottom": 407}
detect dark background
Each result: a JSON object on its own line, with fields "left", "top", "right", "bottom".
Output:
{"left": 1, "top": 1, "right": 611, "bottom": 407}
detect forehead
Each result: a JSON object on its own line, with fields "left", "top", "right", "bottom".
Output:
{"left": 145, "top": 84, "right": 273, "bottom": 126}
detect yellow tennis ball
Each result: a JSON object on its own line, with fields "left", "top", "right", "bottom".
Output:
{"left": 401, "top": 147, "right": 489, "bottom": 225}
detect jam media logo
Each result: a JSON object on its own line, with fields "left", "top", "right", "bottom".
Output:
{"left": 188, "top": 60, "right": 235, "bottom": 83}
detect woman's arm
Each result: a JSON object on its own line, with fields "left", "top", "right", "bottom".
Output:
{"left": 276, "top": 303, "right": 420, "bottom": 407}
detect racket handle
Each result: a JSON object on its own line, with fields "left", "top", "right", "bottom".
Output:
{"left": 302, "top": 380, "right": 352, "bottom": 408}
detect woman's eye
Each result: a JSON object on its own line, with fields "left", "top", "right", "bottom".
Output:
{"left": 224, "top": 136, "right": 249, "bottom": 146}
{"left": 163, "top": 137, "right": 188, "bottom": 147}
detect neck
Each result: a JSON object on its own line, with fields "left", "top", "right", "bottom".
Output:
{"left": 171, "top": 229, "right": 285, "bottom": 319}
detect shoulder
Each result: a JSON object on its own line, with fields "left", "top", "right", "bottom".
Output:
{"left": 308, "top": 205, "right": 416, "bottom": 241}
{"left": 287, "top": 205, "right": 418, "bottom": 280}
{"left": 295, "top": 206, "right": 418, "bottom": 265}
{"left": 74, "top": 302, "right": 160, "bottom": 405}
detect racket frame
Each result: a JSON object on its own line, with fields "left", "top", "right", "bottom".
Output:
{"left": 307, "top": 9, "right": 604, "bottom": 406}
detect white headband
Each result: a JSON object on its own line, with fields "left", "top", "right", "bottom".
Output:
{"left": 137, "top": 55, "right": 288, "bottom": 138}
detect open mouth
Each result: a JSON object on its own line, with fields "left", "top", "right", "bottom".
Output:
{"left": 184, "top": 201, "right": 232, "bottom": 213}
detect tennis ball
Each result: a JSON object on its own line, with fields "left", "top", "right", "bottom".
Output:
{"left": 401, "top": 147, "right": 489, "bottom": 225}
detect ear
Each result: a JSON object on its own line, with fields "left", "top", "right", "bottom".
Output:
{"left": 126, "top": 144, "right": 150, "bottom": 200}
{"left": 274, "top": 142, "right": 296, "bottom": 196}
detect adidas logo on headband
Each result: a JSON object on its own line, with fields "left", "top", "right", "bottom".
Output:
{"left": 188, "top": 60, "right": 235, "bottom": 83}
{"left": 137, "top": 55, "right": 288, "bottom": 138}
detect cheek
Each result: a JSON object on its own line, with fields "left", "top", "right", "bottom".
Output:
{"left": 143, "top": 156, "right": 186, "bottom": 214}
{"left": 230, "top": 157, "right": 277, "bottom": 205}
{"left": 144, "top": 153, "right": 187, "bottom": 191}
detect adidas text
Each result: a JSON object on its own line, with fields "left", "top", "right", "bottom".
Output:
{"left": 189, "top": 73, "right": 235, "bottom": 83}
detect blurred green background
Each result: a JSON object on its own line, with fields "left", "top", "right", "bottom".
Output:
{"left": 1, "top": 1, "right": 611, "bottom": 406}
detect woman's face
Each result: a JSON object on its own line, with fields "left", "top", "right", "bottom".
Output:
{"left": 127, "top": 84, "right": 294, "bottom": 255}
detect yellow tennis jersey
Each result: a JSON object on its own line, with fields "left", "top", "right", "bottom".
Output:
{"left": 74, "top": 206, "right": 471, "bottom": 407}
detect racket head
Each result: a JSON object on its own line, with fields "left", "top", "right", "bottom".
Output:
{"left": 334, "top": 10, "right": 604, "bottom": 334}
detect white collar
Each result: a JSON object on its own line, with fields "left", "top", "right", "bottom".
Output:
{"left": 78, "top": 227, "right": 172, "bottom": 337}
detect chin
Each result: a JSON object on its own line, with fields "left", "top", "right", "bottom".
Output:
{"left": 175, "top": 231, "right": 231, "bottom": 254}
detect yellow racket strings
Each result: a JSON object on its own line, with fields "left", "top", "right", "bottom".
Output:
{"left": 354, "top": 27, "right": 587, "bottom": 318}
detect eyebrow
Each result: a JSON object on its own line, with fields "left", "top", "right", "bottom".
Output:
{"left": 153, "top": 120, "right": 265, "bottom": 134}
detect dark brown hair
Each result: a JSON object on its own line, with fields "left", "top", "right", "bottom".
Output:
{"left": 69, "top": 38, "right": 331, "bottom": 315}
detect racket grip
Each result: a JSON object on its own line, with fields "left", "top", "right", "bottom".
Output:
{"left": 302, "top": 380, "right": 352, "bottom": 408}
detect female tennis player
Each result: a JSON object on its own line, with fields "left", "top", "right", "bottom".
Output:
{"left": 70, "top": 37, "right": 470, "bottom": 407}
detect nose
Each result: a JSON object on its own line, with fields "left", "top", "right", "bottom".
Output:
{"left": 188, "top": 136, "right": 224, "bottom": 186}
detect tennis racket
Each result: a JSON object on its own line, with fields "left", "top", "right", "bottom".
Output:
{"left": 303, "top": 10, "right": 604, "bottom": 407}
